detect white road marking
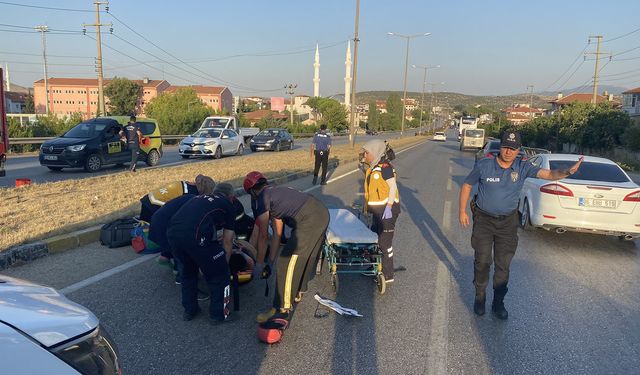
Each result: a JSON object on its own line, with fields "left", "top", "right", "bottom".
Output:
{"left": 60, "top": 254, "right": 156, "bottom": 295}
{"left": 448, "top": 165, "right": 453, "bottom": 174}
{"left": 426, "top": 260, "right": 450, "bottom": 375}
{"left": 447, "top": 177, "right": 452, "bottom": 191}
{"left": 443, "top": 201, "right": 452, "bottom": 231}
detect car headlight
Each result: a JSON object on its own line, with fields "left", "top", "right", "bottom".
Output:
{"left": 52, "top": 326, "right": 121, "bottom": 375}
{"left": 250, "top": 139, "right": 255, "bottom": 143}
{"left": 66, "top": 144, "right": 86, "bottom": 152}
{"left": 266, "top": 139, "right": 274, "bottom": 144}
{"left": 205, "top": 141, "right": 216, "bottom": 146}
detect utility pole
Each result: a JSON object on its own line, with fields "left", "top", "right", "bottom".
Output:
{"left": 348, "top": 0, "right": 360, "bottom": 148}
{"left": 83, "top": 1, "right": 111, "bottom": 116}
{"left": 284, "top": 83, "right": 297, "bottom": 126}
{"left": 35, "top": 25, "right": 49, "bottom": 114}
{"left": 412, "top": 64, "right": 440, "bottom": 135}
{"left": 527, "top": 84, "right": 534, "bottom": 121}
{"left": 388, "top": 32, "right": 431, "bottom": 137}
{"left": 585, "top": 36, "right": 610, "bottom": 107}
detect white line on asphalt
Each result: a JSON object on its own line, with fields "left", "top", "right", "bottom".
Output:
{"left": 426, "top": 260, "right": 450, "bottom": 375}
{"left": 447, "top": 177, "right": 452, "bottom": 191}
{"left": 59, "top": 254, "right": 156, "bottom": 295}
{"left": 443, "top": 201, "right": 451, "bottom": 231}
{"left": 448, "top": 165, "right": 453, "bottom": 174}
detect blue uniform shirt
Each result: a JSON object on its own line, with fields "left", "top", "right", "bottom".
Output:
{"left": 464, "top": 157, "right": 541, "bottom": 216}
{"left": 312, "top": 131, "right": 332, "bottom": 151}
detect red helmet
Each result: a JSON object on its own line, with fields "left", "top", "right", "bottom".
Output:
{"left": 243, "top": 171, "right": 267, "bottom": 193}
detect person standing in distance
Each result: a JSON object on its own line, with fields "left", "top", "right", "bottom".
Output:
{"left": 119, "top": 115, "right": 142, "bottom": 172}
{"left": 459, "top": 131, "right": 583, "bottom": 320}
{"left": 361, "top": 139, "right": 400, "bottom": 285}
{"left": 310, "top": 124, "right": 332, "bottom": 185}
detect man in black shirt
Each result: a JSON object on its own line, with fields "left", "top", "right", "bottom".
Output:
{"left": 119, "top": 115, "right": 143, "bottom": 172}
{"left": 243, "top": 171, "right": 329, "bottom": 325}
{"left": 167, "top": 193, "right": 236, "bottom": 323}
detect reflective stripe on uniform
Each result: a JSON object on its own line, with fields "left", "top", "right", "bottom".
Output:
{"left": 236, "top": 212, "right": 245, "bottom": 220}
{"left": 283, "top": 254, "right": 299, "bottom": 310}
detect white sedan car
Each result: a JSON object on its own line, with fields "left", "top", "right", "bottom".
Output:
{"left": 518, "top": 154, "right": 640, "bottom": 240}
{"left": 179, "top": 128, "right": 244, "bottom": 159}
{"left": 433, "top": 132, "right": 447, "bottom": 141}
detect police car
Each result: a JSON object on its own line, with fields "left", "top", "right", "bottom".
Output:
{"left": 518, "top": 154, "right": 640, "bottom": 240}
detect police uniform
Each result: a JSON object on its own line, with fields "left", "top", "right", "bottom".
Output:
{"left": 364, "top": 161, "right": 400, "bottom": 280}
{"left": 464, "top": 142, "right": 540, "bottom": 317}
{"left": 139, "top": 181, "right": 199, "bottom": 222}
{"left": 123, "top": 121, "right": 141, "bottom": 171}
{"left": 252, "top": 186, "right": 329, "bottom": 311}
{"left": 311, "top": 130, "right": 332, "bottom": 185}
{"left": 167, "top": 194, "right": 236, "bottom": 321}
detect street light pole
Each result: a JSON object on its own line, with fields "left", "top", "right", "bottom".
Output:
{"left": 527, "top": 84, "right": 534, "bottom": 121}
{"left": 35, "top": 25, "right": 49, "bottom": 114}
{"left": 387, "top": 32, "right": 431, "bottom": 137}
{"left": 348, "top": 0, "right": 360, "bottom": 148}
{"left": 412, "top": 64, "right": 440, "bottom": 136}
{"left": 284, "top": 83, "right": 297, "bottom": 126}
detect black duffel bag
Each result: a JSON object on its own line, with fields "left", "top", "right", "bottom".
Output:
{"left": 100, "top": 218, "right": 139, "bottom": 248}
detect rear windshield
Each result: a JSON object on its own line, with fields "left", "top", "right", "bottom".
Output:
{"left": 137, "top": 121, "right": 156, "bottom": 135}
{"left": 435, "top": 132, "right": 445, "bottom": 136}
{"left": 549, "top": 160, "right": 630, "bottom": 183}
{"left": 64, "top": 122, "right": 109, "bottom": 138}
{"left": 465, "top": 129, "right": 484, "bottom": 138}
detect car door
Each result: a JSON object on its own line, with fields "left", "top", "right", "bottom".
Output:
{"left": 227, "top": 129, "right": 240, "bottom": 152}
{"left": 102, "top": 125, "right": 127, "bottom": 163}
{"left": 278, "top": 130, "right": 288, "bottom": 149}
{"left": 222, "top": 130, "right": 235, "bottom": 155}
{"left": 284, "top": 130, "right": 293, "bottom": 148}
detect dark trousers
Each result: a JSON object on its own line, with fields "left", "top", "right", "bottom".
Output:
{"left": 168, "top": 233, "right": 230, "bottom": 321}
{"left": 274, "top": 197, "right": 329, "bottom": 311}
{"left": 128, "top": 143, "right": 139, "bottom": 169}
{"left": 313, "top": 150, "right": 329, "bottom": 182}
{"left": 369, "top": 203, "right": 400, "bottom": 280}
{"left": 139, "top": 195, "right": 158, "bottom": 223}
{"left": 471, "top": 210, "right": 519, "bottom": 294}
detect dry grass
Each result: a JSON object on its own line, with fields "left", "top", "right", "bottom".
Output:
{"left": 0, "top": 136, "right": 426, "bottom": 251}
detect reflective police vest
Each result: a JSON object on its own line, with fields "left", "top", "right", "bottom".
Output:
{"left": 148, "top": 181, "right": 192, "bottom": 206}
{"left": 364, "top": 162, "right": 400, "bottom": 207}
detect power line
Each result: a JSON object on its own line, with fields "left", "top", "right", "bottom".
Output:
{"left": 602, "top": 27, "right": 640, "bottom": 43}
{"left": 0, "top": 50, "right": 93, "bottom": 59}
{"left": 555, "top": 59, "right": 586, "bottom": 92}
{"left": 599, "top": 67, "right": 640, "bottom": 78}
{"left": 0, "top": 1, "right": 93, "bottom": 12}
{"left": 544, "top": 43, "right": 589, "bottom": 91}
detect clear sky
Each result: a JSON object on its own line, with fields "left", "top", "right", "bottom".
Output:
{"left": 1, "top": 0, "right": 640, "bottom": 97}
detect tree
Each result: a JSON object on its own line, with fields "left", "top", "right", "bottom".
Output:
{"left": 24, "top": 92, "right": 35, "bottom": 113}
{"left": 368, "top": 100, "right": 380, "bottom": 131}
{"left": 104, "top": 77, "right": 142, "bottom": 116}
{"left": 144, "top": 88, "right": 214, "bottom": 135}
{"left": 624, "top": 123, "right": 640, "bottom": 152}
{"left": 383, "top": 94, "right": 402, "bottom": 130}
{"left": 304, "top": 97, "right": 348, "bottom": 131}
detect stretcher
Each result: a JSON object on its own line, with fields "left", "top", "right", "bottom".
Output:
{"left": 319, "top": 209, "right": 387, "bottom": 294}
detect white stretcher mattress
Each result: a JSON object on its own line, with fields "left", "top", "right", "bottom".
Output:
{"left": 327, "top": 209, "right": 378, "bottom": 245}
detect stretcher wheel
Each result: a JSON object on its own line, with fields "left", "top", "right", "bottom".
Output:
{"left": 331, "top": 273, "right": 339, "bottom": 293}
{"left": 377, "top": 274, "right": 386, "bottom": 295}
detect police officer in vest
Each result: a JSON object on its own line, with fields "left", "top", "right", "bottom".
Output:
{"left": 459, "top": 131, "right": 583, "bottom": 319}
{"left": 119, "top": 115, "right": 143, "bottom": 172}
{"left": 310, "top": 124, "right": 332, "bottom": 185}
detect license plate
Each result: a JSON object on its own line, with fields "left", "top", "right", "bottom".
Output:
{"left": 44, "top": 155, "right": 58, "bottom": 161}
{"left": 579, "top": 198, "right": 617, "bottom": 209}
{"left": 256, "top": 147, "right": 264, "bottom": 151}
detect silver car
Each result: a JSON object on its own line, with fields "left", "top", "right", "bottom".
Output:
{"left": 0, "top": 275, "right": 121, "bottom": 374}
{"left": 179, "top": 128, "right": 244, "bottom": 159}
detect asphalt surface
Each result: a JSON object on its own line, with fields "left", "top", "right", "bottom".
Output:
{"left": 3, "top": 129, "right": 640, "bottom": 374}
{"left": 0, "top": 132, "right": 401, "bottom": 188}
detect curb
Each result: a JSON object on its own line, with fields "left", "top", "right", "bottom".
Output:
{"left": 0, "top": 139, "right": 426, "bottom": 270}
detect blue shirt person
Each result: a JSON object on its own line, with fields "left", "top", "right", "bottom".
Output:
{"left": 310, "top": 124, "right": 332, "bottom": 185}
{"left": 458, "top": 131, "right": 583, "bottom": 320}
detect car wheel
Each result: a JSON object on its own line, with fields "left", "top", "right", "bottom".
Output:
{"left": 250, "top": 147, "right": 257, "bottom": 152}
{"left": 146, "top": 149, "right": 160, "bottom": 166}
{"left": 47, "top": 166, "right": 63, "bottom": 171}
{"left": 84, "top": 154, "right": 102, "bottom": 173}
{"left": 181, "top": 155, "right": 190, "bottom": 159}
{"left": 275, "top": 143, "right": 281, "bottom": 152}
{"left": 519, "top": 199, "right": 533, "bottom": 231}
{"left": 214, "top": 146, "right": 222, "bottom": 159}
{"left": 236, "top": 144, "right": 244, "bottom": 156}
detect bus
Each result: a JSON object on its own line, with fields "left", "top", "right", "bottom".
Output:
{"left": 458, "top": 116, "right": 478, "bottom": 141}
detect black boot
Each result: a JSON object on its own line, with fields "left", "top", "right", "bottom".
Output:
{"left": 473, "top": 290, "right": 486, "bottom": 316}
{"left": 312, "top": 176, "right": 318, "bottom": 185}
{"left": 492, "top": 286, "right": 509, "bottom": 320}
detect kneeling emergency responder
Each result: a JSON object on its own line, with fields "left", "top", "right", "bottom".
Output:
{"left": 139, "top": 175, "right": 214, "bottom": 222}
{"left": 167, "top": 190, "right": 236, "bottom": 323}
{"left": 243, "top": 171, "right": 329, "bottom": 324}
{"left": 212, "top": 182, "right": 255, "bottom": 241}
{"left": 459, "top": 131, "right": 583, "bottom": 319}
{"left": 361, "top": 139, "right": 400, "bottom": 284}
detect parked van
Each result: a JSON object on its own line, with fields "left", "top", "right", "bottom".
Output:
{"left": 460, "top": 128, "right": 485, "bottom": 151}
{"left": 39, "top": 116, "right": 163, "bottom": 172}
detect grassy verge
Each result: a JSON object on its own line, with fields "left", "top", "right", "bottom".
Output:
{"left": 0, "top": 136, "right": 427, "bottom": 252}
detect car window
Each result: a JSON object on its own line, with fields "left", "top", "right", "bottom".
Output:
{"left": 529, "top": 156, "right": 541, "bottom": 167}
{"left": 465, "top": 129, "right": 484, "bottom": 138}
{"left": 548, "top": 160, "right": 630, "bottom": 183}
{"left": 193, "top": 129, "right": 221, "bottom": 138}
{"left": 64, "top": 122, "right": 109, "bottom": 138}
{"left": 137, "top": 121, "right": 156, "bottom": 135}
{"left": 223, "top": 130, "right": 233, "bottom": 137}
{"left": 227, "top": 129, "right": 238, "bottom": 137}
{"left": 202, "top": 118, "right": 230, "bottom": 128}
{"left": 257, "top": 130, "right": 278, "bottom": 137}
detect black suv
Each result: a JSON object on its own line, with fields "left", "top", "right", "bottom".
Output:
{"left": 39, "top": 117, "right": 158, "bottom": 172}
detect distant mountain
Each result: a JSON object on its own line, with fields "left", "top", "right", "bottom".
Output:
{"left": 538, "top": 85, "right": 629, "bottom": 96}
{"left": 1, "top": 79, "right": 30, "bottom": 94}
{"left": 344, "top": 90, "right": 554, "bottom": 110}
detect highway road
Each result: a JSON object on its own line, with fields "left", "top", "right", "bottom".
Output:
{"left": 4, "top": 130, "right": 639, "bottom": 374}
{"left": 0, "top": 132, "right": 401, "bottom": 188}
